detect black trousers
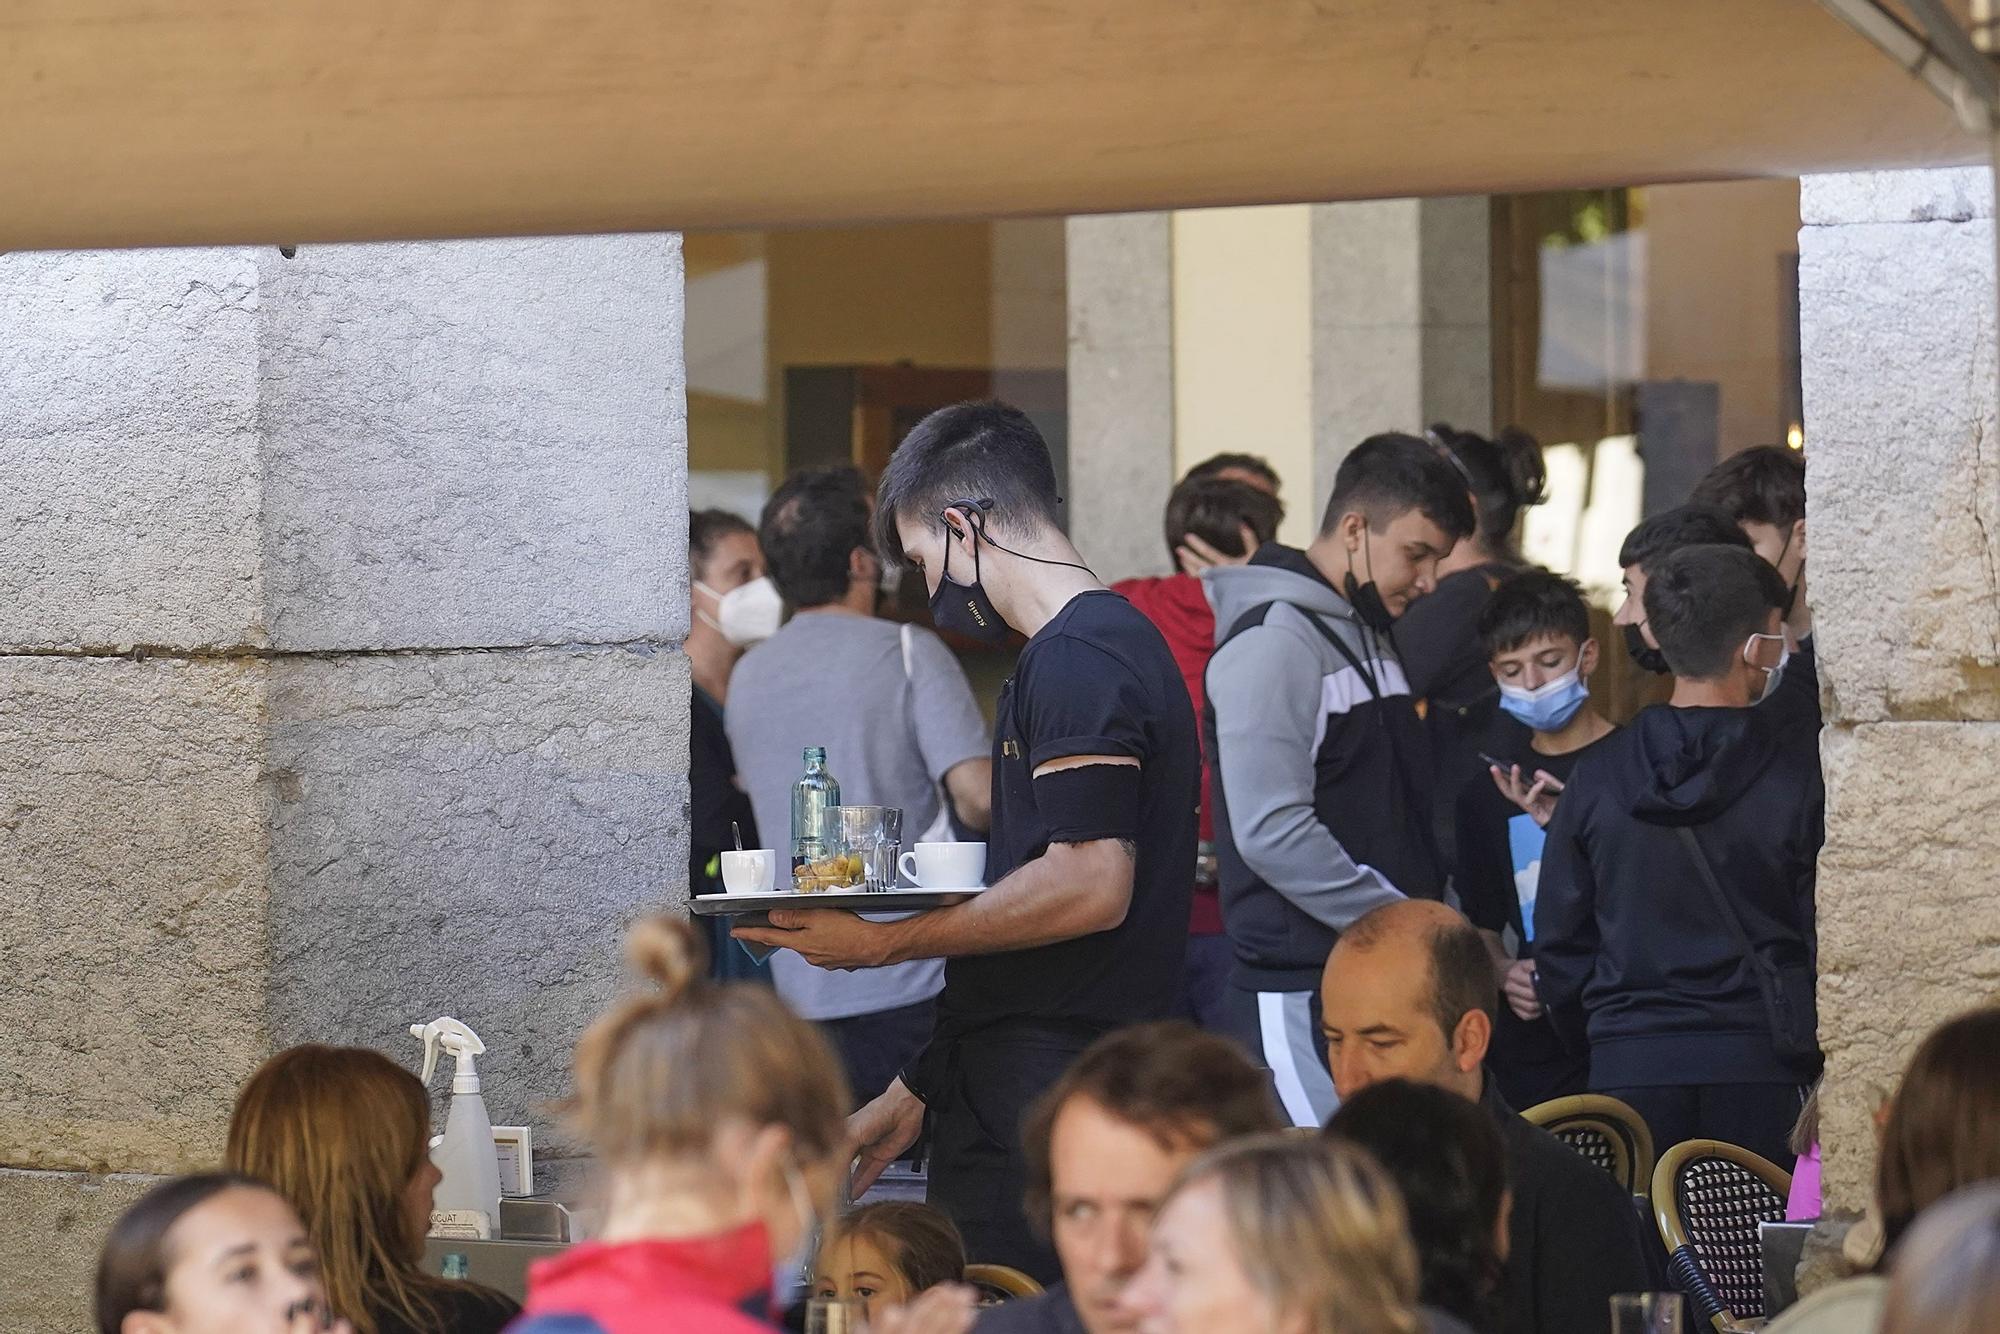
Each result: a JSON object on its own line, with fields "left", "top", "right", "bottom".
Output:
{"left": 824, "top": 998, "right": 938, "bottom": 1111}
{"left": 924, "top": 1030, "right": 1085, "bottom": 1284}
{"left": 1597, "top": 1081, "right": 1806, "bottom": 1169}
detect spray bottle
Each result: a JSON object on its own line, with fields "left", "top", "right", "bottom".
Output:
{"left": 410, "top": 1016, "right": 503, "bottom": 1239}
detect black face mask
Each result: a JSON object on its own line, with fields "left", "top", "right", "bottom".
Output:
{"left": 931, "top": 522, "right": 1012, "bottom": 645}
{"left": 1343, "top": 539, "right": 1397, "bottom": 635}
{"left": 928, "top": 504, "right": 1092, "bottom": 645}
{"left": 1623, "top": 622, "right": 1670, "bottom": 675}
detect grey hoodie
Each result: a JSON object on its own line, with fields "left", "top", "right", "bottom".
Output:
{"left": 1203, "top": 545, "right": 1443, "bottom": 988}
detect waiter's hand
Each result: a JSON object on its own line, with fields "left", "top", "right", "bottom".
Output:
{"left": 849, "top": 1078, "right": 926, "bottom": 1196}
{"left": 732, "top": 908, "right": 899, "bottom": 970}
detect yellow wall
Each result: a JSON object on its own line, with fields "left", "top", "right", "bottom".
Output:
{"left": 1170, "top": 205, "right": 1317, "bottom": 548}
{"left": 764, "top": 222, "right": 997, "bottom": 473}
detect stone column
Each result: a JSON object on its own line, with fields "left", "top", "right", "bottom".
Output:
{"left": 1310, "top": 196, "right": 1493, "bottom": 518}
{"left": 1067, "top": 212, "right": 1177, "bottom": 581}
{"left": 1799, "top": 167, "right": 2000, "bottom": 1222}
{"left": 1065, "top": 201, "right": 1492, "bottom": 579}
{"left": 0, "top": 238, "right": 688, "bottom": 1333}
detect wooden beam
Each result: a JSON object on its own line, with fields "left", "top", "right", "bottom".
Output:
{"left": 1, "top": 0, "right": 1979, "bottom": 250}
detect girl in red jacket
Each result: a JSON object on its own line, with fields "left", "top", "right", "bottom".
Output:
{"left": 509, "top": 917, "right": 971, "bottom": 1334}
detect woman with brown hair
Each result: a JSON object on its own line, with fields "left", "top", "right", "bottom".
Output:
{"left": 225, "top": 1046, "right": 518, "bottom": 1334}
{"left": 1121, "top": 1134, "right": 1422, "bottom": 1334}
{"left": 511, "top": 915, "right": 974, "bottom": 1334}
{"left": 1767, "top": 1005, "right": 2000, "bottom": 1334}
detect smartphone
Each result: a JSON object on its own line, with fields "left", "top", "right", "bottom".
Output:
{"left": 1480, "top": 754, "right": 1566, "bottom": 793}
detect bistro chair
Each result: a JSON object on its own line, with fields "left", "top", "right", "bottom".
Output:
{"left": 964, "top": 1263, "right": 1044, "bottom": 1305}
{"left": 1522, "top": 1094, "right": 1657, "bottom": 1194}
{"left": 1651, "top": 1139, "right": 1793, "bottom": 1332}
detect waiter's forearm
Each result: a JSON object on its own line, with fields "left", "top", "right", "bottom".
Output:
{"left": 880, "top": 839, "right": 1135, "bottom": 963}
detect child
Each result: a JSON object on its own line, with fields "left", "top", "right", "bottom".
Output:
{"left": 813, "top": 1202, "right": 968, "bottom": 1324}
{"left": 1452, "top": 568, "right": 1617, "bottom": 1108}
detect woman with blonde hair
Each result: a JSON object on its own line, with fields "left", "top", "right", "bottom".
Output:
{"left": 511, "top": 915, "right": 973, "bottom": 1334}
{"left": 1121, "top": 1134, "right": 1422, "bottom": 1334}
{"left": 225, "top": 1046, "right": 517, "bottom": 1334}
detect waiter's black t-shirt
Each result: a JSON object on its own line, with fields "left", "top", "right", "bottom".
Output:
{"left": 1453, "top": 726, "right": 1616, "bottom": 1108}
{"left": 915, "top": 591, "right": 1200, "bottom": 1084}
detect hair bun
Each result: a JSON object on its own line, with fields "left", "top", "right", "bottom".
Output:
{"left": 625, "top": 915, "right": 705, "bottom": 1003}
{"left": 1495, "top": 427, "right": 1547, "bottom": 509}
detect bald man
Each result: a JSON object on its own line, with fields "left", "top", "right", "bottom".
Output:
{"left": 1321, "top": 900, "right": 1652, "bottom": 1334}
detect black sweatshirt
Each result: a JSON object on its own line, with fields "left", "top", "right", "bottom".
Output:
{"left": 1533, "top": 703, "right": 1824, "bottom": 1088}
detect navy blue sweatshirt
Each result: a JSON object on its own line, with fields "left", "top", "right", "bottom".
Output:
{"left": 1533, "top": 703, "right": 1823, "bottom": 1087}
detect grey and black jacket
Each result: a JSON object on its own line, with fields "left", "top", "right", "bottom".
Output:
{"left": 1203, "top": 545, "right": 1444, "bottom": 991}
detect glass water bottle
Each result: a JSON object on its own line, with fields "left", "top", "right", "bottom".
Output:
{"left": 791, "top": 747, "right": 841, "bottom": 869}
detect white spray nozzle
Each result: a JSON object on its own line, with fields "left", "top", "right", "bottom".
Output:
{"left": 409, "top": 1016, "right": 487, "bottom": 1093}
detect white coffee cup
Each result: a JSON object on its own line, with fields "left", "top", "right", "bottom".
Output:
{"left": 720, "top": 849, "right": 776, "bottom": 894}
{"left": 899, "top": 841, "right": 987, "bottom": 889}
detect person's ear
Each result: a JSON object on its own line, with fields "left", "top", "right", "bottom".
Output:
{"left": 1577, "top": 636, "right": 1600, "bottom": 679}
{"left": 734, "top": 1122, "right": 795, "bottom": 1216}
{"left": 1790, "top": 519, "right": 1807, "bottom": 565}
{"left": 1339, "top": 510, "right": 1367, "bottom": 554}
{"left": 1453, "top": 1009, "right": 1493, "bottom": 1072}
{"left": 848, "top": 546, "right": 878, "bottom": 587}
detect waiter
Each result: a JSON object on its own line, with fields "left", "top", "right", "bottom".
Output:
{"left": 736, "top": 400, "right": 1199, "bottom": 1280}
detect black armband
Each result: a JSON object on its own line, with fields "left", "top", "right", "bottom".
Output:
{"left": 1034, "top": 762, "right": 1143, "bottom": 844}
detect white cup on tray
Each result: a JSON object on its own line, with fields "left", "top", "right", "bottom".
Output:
{"left": 898, "top": 841, "right": 987, "bottom": 890}
{"left": 720, "top": 849, "right": 776, "bottom": 894}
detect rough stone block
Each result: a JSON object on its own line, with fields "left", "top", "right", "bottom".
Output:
{"left": 1067, "top": 214, "right": 1175, "bottom": 583}
{"left": 1815, "top": 722, "right": 2000, "bottom": 1210}
{"left": 1802, "top": 168, "right": 1992, "bottom": 227}
{"left": 1800, "top": 200, "right": 2000, "bottom": 722}
{"left": 264, "top": 646, "right": 690, "bottom": 1159}
{"left": 258, "top": 235, "right": 688, "bottom": 651}
{"left": 0, "top": 658, "right": 270, "bottom": 1175}
{"left": 0, "top": 249, "right": 265, "bottom": 652}
{"left": 0, "top": 1168, "right": 158, "bottom": 1334}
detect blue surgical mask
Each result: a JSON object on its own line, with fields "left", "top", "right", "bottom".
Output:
{"left": 1498, "top": 662, "right": 1590, "bottom": 733}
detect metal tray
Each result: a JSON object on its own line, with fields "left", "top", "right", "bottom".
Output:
{"left": 689, "top": 887, "right": 984, "bottom": 917}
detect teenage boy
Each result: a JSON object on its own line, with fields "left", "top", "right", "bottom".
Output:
{"left": 736, "top": 401, "right": 1201, "bottom": 1279}
{"left": 1452, "top": 569, "right": 1616, "bottom": 1109}
{"left": 1610, "top": 503, "right": 1752, "bottom": 675}
{"left": 1693, "top": 446, "right": 1819, "bottom": 734}
{"left": 1112, "top": 474, "right": 1285, "bottom": 1029}
{"left": 1204, "top": 432, "right": 1475, "bottom": 1126}
{"left": 1535, "top": 544, "right": 1824, "bottom": 1166}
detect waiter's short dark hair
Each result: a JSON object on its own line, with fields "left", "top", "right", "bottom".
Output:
{"left": 874, "top": 401, "right": 1062, "bottom": 566}
{"left": 1022, "top": 1022, "right": 1283, "bottom": 1237}
{"left": 1616, "top": 503, "right": 1751, "bottom": 573}
{"left": 760, "top": 466, "right": 872, "bottom": 609}
{"left": 1164, "top": 476, "right": 1285, "bottom": 565}
{"left": 1321, "top": 433, "right": 1476, "bottom": 543}
{"left": 1691, "top": 446, "right": 1807, "bottom": 531}
{"left": 1478, "top": 569, "right": 1591, "bottom": 658}
{"left": 1643, "top": 543, "right": 1787, "bottom": 680}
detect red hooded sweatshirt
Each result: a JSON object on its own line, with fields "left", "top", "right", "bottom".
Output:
{"left": 1111, "top": 573, "right": 1222, "bottom": 935}
{"left": 508, "top": 1224, "right": 778, "bottom": 1334}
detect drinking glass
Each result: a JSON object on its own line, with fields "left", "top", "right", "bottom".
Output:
{"left": 1609, "top": 1292, "right": 1684, "bottom": 1334}
{"left": 836, "top": 805, "right": 903, "bottom": 891}
{"left": 805, "top": 1296, "right": 867, "bottom": 1334}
